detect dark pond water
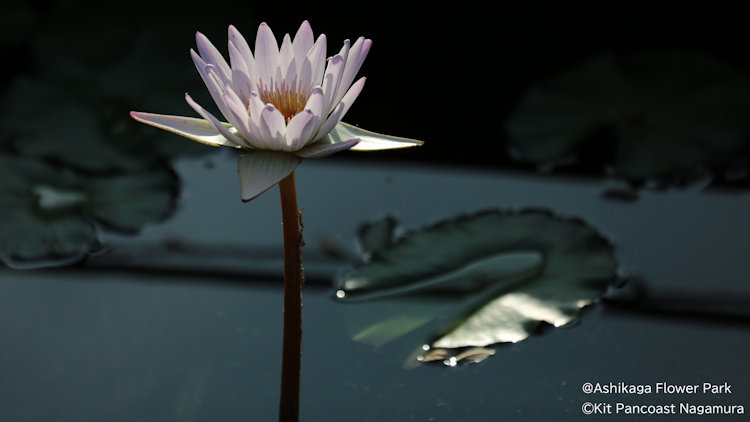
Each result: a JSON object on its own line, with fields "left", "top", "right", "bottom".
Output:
{"left": 2, "top": 2, "right": 750, "bottom": 421}
{"left": 2, "top": 153, "right": 749, "bottom": 421}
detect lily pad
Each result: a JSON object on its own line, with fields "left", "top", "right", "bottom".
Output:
{"left": 0, "top": 2, "right": 208, "bottom": 173}
{"left": 506, "top": 51, "right": 750, "bottom": 185}
{"left": 336, "top": 209, "right": 618, "bottom": 366}
{"left": 0, "top": 153, "right": 178, "bottom": 269}
{"left": 1, "top": 69, "right": 206, "bottom": 173}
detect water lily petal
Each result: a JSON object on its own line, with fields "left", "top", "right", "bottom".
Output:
{"left": 229, "top": 25, "right": 258, "bottom": 90}
{"left": 322, "top": 53, "right": 346, "bottom": 115}
{"left": 286, "top": 109, "right": 318, "bottom": 151}
{"left": 255, "top": 23, "right": 280, "bottom": 90}
{"left": 279, "top": 34, "right": 297, "bottom": 73}
{"left": 247, "top": 91, "right": 274, "bottom": 150}
{"left": 260, "top": 104, "right": 287, "bottom": 148}
{"left": 296, "top": 57, "right": 313, "bottom": 95}
{"left": 293, "top": 21, "right": 314, "bottom": 65}
{"left": 337, "top": 76, "right": 366, "bottom": 117}
{"left": 292, "top": 22, "right": 314, "bottom": 92}
{"left": 279, "top": 34, "right": 295, "bottom": 79}
{"left": 184, "top": 93, "right": 247, "bottom": 147}
{"left": 222, "top": 90, "right": 254, "bottom": 146}
{"left": 279, "top": 86, "right": 324, "bottom": 149}
{"left": 191, "top": 49, "right": 233, "bottom": 121}
{"left": 334, "top": 37, "right": 372, "bottom": 107}
{"left": 129, "top": 112, "right": 240, "bottom": 148}
{"left": 326, "top": 40, "right": 351, "bottom": 113}
{"left": 316, "top": 77, "right": 366, "bottom": 140}
{"left": 284, "top": 57, "right": 298, "bottom": 93}
{"left": 227, "top": 39, "right": 249, "bottom": 75}
{"left": 295, "top": 137, "right": 360, "bottom": 158}
{"left": 228, "top": 41, "right": 253, "bottom": 106}
{"left": 237, "top": 152, "right": 302, "bottom": 201}
{"left": 302, "top": 86, "right": 325, "bottom": 117}
{"left": 206, "top": 65, "right": 249, "bottom": 133}
{"left": 329, "top": 122, "right": 424, "bottom": 151}
{"left": 195, "top": 31, "right": 231, "bottom": 84}
{"left": 307, "top": 34, "right": 327, "bottom": 86}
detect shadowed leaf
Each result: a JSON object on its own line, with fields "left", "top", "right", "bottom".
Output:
{"left": 0, "top": 154, "right": 178, "bottom": 269}
{"left": 506, "top": 51, "right": 750, "bottom": 185}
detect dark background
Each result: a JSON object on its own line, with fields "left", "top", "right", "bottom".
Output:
{"left": 3, "top": 1, "right": 750, "bottom": 175}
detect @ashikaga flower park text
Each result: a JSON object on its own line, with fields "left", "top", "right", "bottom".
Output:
{"left": 579, "top": 381, "right": 745, "bottom": 417}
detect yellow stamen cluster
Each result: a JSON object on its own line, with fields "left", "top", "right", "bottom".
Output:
{"left": 258, "top": 80, "right": 311, "bottom": 122}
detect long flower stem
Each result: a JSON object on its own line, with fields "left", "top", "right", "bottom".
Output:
{"left": 278, "top": 171, "right": 303, "bottom": 422}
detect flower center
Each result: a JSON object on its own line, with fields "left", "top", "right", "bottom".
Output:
{"left": 258, "top": 79, "right": 311, "bottom": 122}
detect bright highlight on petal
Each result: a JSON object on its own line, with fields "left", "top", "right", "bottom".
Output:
{"left": 330, "top": 122, "right": 424, "bottom": 151}
{"left": 130, "top": 21, "right": 422, "bottom": 201}
{"left": 129, "top": 112, "right": 240, "bottom": 148}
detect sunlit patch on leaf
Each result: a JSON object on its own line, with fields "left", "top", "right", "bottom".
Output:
{"left": 506, "top": 51, "right": 750, "bottom": 188}
{"left": 336, "top": 209, "right": 618, "bottom": 367}
{"left": 0, "top": 153, "right": 178, "bottom": 269}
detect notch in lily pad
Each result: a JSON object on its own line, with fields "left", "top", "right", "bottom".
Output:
{"left": 335, "top": 209, "right": 620, "bottom": 367}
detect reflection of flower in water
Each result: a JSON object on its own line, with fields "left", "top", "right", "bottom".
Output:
{"left": 131, "top": 21, "right": 422, "bottom": 201}
{"left": 337, "top": 210, "right": 619, "bottom": 367}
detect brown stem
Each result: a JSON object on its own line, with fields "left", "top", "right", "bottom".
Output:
{"left": 278, "top": 171, "right": 303, "bottom": 422}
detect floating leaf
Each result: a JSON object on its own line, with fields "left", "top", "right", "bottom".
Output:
{"left": 0, "top": 4, "right": 207, "bottom": 173}
{"left": 336, "top": 209, "right": 618, "bottom": 366}
{"left": 1, "top": 74, "right": 206, "bottom": 173}
{"left": 0, "top": 153, "right": 178, "bottom": 268}
{"left": 506, "top": 51, "right": 750, "bottom": 185}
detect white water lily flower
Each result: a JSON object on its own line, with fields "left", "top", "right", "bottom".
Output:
{"left": 131, "top": 21, "right": 421, "bottom": 201}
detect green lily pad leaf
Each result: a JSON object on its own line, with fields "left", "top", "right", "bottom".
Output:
{"left": 336, "top": 209, "right": 618, "bottom": 366}
{"left": 506, "top": 51, "right": 750, "bottom": 184}
{"left": 0, "top": 196, "right": 100, "bottom": 269}
{"left": 356, "top": 216, "right": 398, "bottom": 262}
{"left": 0, "top": 4, "right": 208, "bottom": 173}
{"left": 0, "top": 153, "right": 178, "bottom": 268}
{"left": 1, "top": 75, "right": 206, "bottom": 173}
